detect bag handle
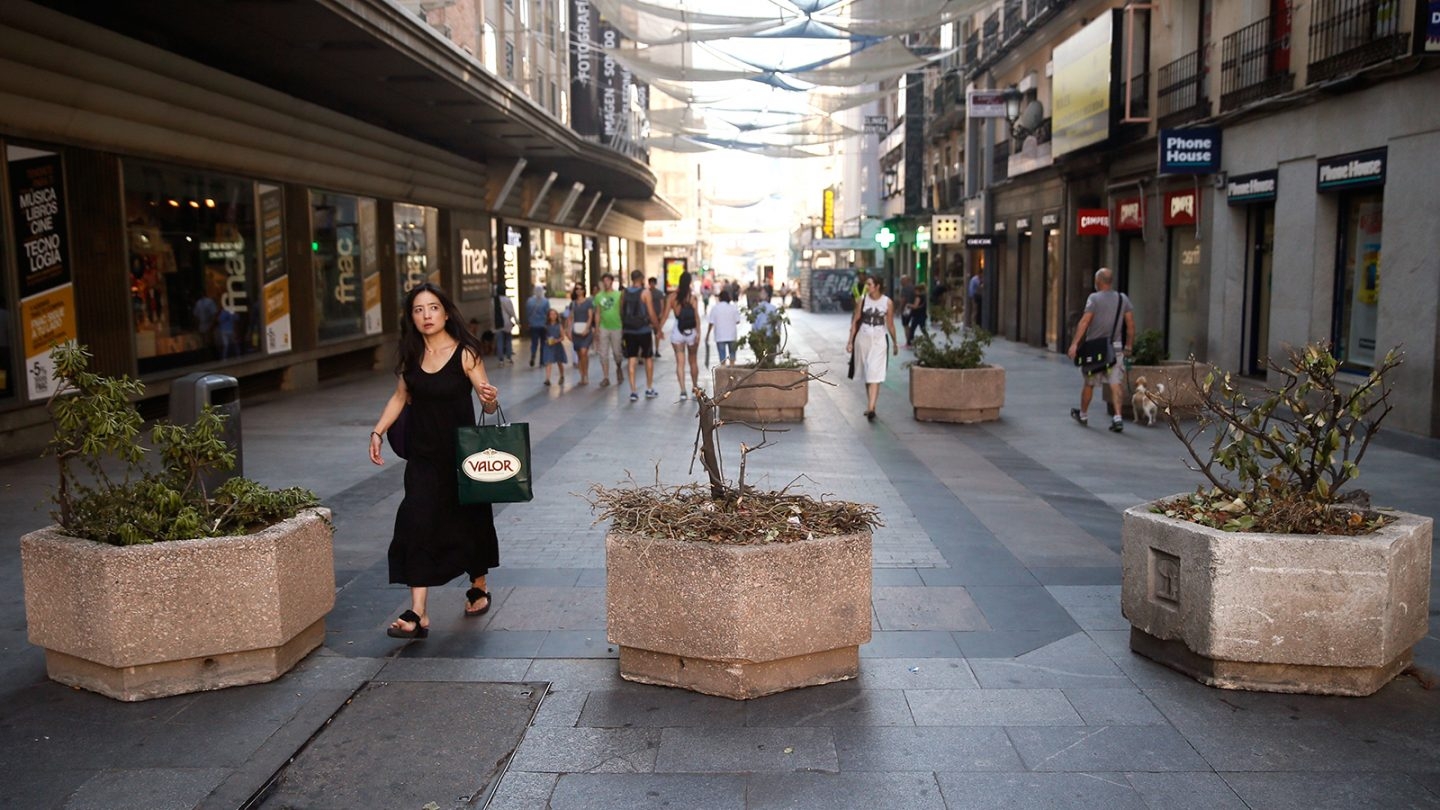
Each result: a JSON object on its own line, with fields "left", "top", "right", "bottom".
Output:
{"left": 476, "top": 402, "right": 507, "bottom": 427}
{"left": 1107, "top": 291, "right": 1124, "bottom": 344}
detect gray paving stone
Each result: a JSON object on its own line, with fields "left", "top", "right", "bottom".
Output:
{"left": 833, "top": 726, "right": 1024, "bottom": 772}
{"left": 578, "top": 688, "right": 748, "bottom": 728}
{"left": 955, "top": 630, "right": 1074, "bottom": 659}
{"left": 536, "top": 630, "right": 620, "bottom": 658}
{"left": 509, "top": 727, "right": 660, "bottom": 774}
{"left": 935, "top": 772, "right": 1149, "bottom": 810}
{"left": 833, "top": 657, "right": 979, "bottom": 689}
{"left": 548, "top": 773, "right": 746, "bottom": 810}
{"left": 1030, "top": 567, "right": 1124, "bottom": 586}
{"left": 1008, "top": 725, "right": 1209, "bottom": 772}
{"left": 746, "top": 772, "right": 946, "bottom": 810}
{"left": 1045, "top": 585, "right": 1128, "bottom": 630}
{"left": 859, "top": 630, "right": 963, "bottom": 658}
{"left": 966, "top": 586, "right": 1081, "bottom": 633}
{"left": 484, "top": 586, "right": 606, "bottom": 630}
{"left": 906, "top": 689, "right": 1084, "bottom": 726}
{"left": 525, "top": 658, "right": 630, "bottom": 690}
{"left": 1180, "top": 721, "right": 1440, "bottom": 772}
{"left": 531, "top": 689, "right": 589, "bottom": 727}
{"left": 871, "top": 567, "right": 927, "bottom": 586}
{"left": 1125, "top": 772, "right": 1249, "bottom": 810}
{"left": 1062, "top": 688, "right": 1168, "bottom": 725}
{"left": 741, "top": 686, "right": 915, "bottom": 726}
{"left": 873, "top": 586, "right": 990, "bottom": 631}
{"left": 486, "top": 771, "right": 559, "bottom": 810}
{"left": 653, "top": 727, "right": 837, "bottom": 773}
{"left": 916, "top": 564, "right": 1041, "bottom": 587}
{"left": 1221, "top": 772, "right": 1440, "bottom": 809}
{"left": 62, "top": 768, "right": 228, "bottom": 810}
{"left": 399, "top": 629, "right": 548, "bottom": 659}
{"left": 969, "top": 632, "right": 1130, "bottom": 688}
{"left": 376, "top": 657, "right": 532, "bottom": 682}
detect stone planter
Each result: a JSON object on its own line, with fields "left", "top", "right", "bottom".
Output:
{"left": 712, "top": 366, "right": 809, "bottom": 422}
{"left": 1120, "top": 497, "right": 1431, "bottom": 696}
{"left": 20, "top": 508, "right": 335, "bottom": 701}
{"left": 1106, "top": 361, "right": 1203, "bottom": 420}
{"left": 606, "top": 529, "right": 872, "bottom": 699}
{"left": 909, "top": 365, "right": 1005, "bottom": 423}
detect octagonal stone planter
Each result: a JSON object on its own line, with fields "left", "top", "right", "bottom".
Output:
{"left": 909, "top": 365, "right": 1005, "bottom": 423}
{"left": 1121, "top": 497, "right": 1431, "bottom": 696}
{"left": 20, "top": 507, "right": 335, "bottom": 701}
{"left": 606, "top": 529, "right": 872, "bottom": 699}
{"left": 712, "top": 366, "right": 809, "bottom": 422}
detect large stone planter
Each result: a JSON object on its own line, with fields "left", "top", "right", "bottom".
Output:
{"left": 1121, "top": 497, "right": 1431, "bottom": 696}
{"left": 606, "top": 530, "right": 872, "bottom": 699}
{"left": 1106, "top": 361, "right": 1203, "bottom": 420}
{"left": 20, "top": 508, "right": 335, "bottom": 701}
{"left": 909, "top": 364, "right": 1005, "bottom": 423}
{"left": 712, "top": 366, "right": 809, "bottom": 422}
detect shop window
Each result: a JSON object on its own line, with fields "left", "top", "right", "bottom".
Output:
{"left": 1166, "top": 226, "right": 1205, "bottom": 360}
{"left": 0, "top": 214, "right": 11, "bottom": 401}
{"left": 124, "top": 162, "right": 262, "bottom": 374}
{"left": 311, "top": 191, "right": 377, "bottom": 342}
{"left": 1334, "top": 192, "right": 1382, "bottom": 370}
{"left": 396, "top": 203, "right": 439, "bottom": 304}
{"left": 530, "top": 228, "right": 554, "bottom": 295}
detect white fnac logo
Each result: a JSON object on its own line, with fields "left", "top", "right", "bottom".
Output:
{"left": 462, "top": 449, "right": 522, "bottom": 482}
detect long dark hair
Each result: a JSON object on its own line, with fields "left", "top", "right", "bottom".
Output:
{"left": 395, "top": 282, "right": 485, "bottom": 375}
{"left": 676, "top": 270, "right": 693, "bottom": 303}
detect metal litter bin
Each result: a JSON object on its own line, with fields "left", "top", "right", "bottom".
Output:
{"left": 169, "top": 372, "right": 242, "bottom": 493}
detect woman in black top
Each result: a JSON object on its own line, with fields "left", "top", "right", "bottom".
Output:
{"left": 663, "top": 270, "right": 702, "bottom": 401}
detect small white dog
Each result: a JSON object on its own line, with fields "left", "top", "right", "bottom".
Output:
{"left": 1131, "top": 376, "right": 1165, "bottom": 426}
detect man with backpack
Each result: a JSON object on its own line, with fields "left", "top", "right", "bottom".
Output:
{"left": 621, "top": 269, "right": 661, "bottom": 401}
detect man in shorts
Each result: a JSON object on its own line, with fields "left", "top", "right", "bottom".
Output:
{"left": 621, "top": 270, "right": 661, "bottom": 401}
{"left": 1066, "top": 267, "right": 1134, "bottom": 433}
{"left": 592, "top": 273, "right": 623, "bottom": 386}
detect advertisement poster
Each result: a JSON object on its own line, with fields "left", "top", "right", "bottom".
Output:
{"left": 1052, "top": 12, "right": 1114, "bottom": 157}
{"left": 570, "top": 0, "right": 602, "bottom": 138}
{"left": 664, "top": 257, "right": 687, "bottom": 289}
{"left": 8, "top": 148, "right": 77, "bottom": 400}
{"left": 1349, "top": 201, "right": 1382, "bottom": 368}
{"left": 459, "top": 227, "right": 492, "bottom": 302}
{"left": 360, "top": 198, "right": 381, "bottom": 335}
{"left": 258, "top": 184, "right": 290, "bottom": 354}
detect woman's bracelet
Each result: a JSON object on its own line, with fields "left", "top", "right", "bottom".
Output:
{"left": 370, "top": 431, "right": 382, "bottom": 439}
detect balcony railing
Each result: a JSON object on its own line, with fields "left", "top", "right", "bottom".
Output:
{"left": 1156, "top": 49, "right": 1207, "bottom": 124}
{"left": 1308, "top": 0, "right": 1408, "bottom": 82}
{"left": 1028, "top": 0, "right": 1064, "bottom": 23}
{"left": 992, "top": 137, "right": 1011, "bottom": 184}
{"left": 1220, "top": 16, "right": 1295, "bottom": 111}
{"left": 982, "top": 13, "right": 1000, "bottom": 59}
{"left": 1003, "top": 0, "right": 1024, "bottom": 42}
{"left": 964, "top": 32, "right": 979, "bottom": 66}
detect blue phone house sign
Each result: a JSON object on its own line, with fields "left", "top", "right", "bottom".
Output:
{"left": 1159, "top": 127, "right": 1222, "bottom": 175}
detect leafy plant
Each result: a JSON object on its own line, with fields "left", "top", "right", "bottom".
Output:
{"left": 737, "top": 304, "right": 801, "bottom": 369}
{"left": 907, "top": 307, "right": 990, "bottom": 370}
{"left": 45, "top": 343, "right": 319, "bottom": 545}
{"left": 1158, "top": 342, "right": 1401, "bottom": 535}
{"left": 1129, "top": 329, "right": 1167, "bottom": 366}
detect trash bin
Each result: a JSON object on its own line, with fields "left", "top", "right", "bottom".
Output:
{"left": 169, "top": 372, "right": 242, "bottom": 493}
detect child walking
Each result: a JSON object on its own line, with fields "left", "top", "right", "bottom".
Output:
{"left": 542, "top": 308, "right": 568, "bottom": 386}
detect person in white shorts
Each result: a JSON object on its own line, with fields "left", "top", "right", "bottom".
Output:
{"left": 663, "top": 270, "right": 702, "bottom": 400}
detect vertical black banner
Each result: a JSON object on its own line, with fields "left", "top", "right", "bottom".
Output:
{"left": 570, "top": 0, "right": 602, "bottom": 137}
{"left": 9, "top": 154, "right": 70, "bottom": 299}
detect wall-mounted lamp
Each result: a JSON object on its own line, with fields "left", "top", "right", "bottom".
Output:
{"left": 1003, "top": 87, "right": 1023, "bottom": 124}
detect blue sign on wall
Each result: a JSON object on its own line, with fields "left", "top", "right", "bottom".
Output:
{"left": 1159, "top": 127, "right": 1222, "bottom": 174}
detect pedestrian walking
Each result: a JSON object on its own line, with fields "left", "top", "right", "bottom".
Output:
{"left": 706, "top": 288, "right": 742, "bottom": 367}
{"left": 621, "top": 269, "right": 661, "bottom": 401}
{"left": 1066, "top": 267, "right": 1134, "bottom": 433}
{"left": 907, "top": 277, "right": 929, "bottom": 344}
{"left": 898, "top": 274, "right": 915, "bottom": 347}
{"left": 524, "top": 284, "right": 548, "bottom": 367}
{"left": 592, "top": 273, "right": 623, "bottom": 387}
{"left": 565, "top": 282, "right": 595, "bottom": 385}
{"left": 967, "top": 268, "right": 984, "bottom": 329}
{"left": 541, "top": 308, "right": 568, "bottom": 387}
{"left": 647, "top": 277, "right": 666, "bottom": 350}
{"left": 845, "top": 274, "right": 898, "bottom": 421}
{"left": 701, "top": 276, "right": 713, "bottom": 312}
{"left": 368, "top": 282, "right": 500, "bottom": 639}
{"left": 663, "top": 270, "right": 702, "bottom": 400}
{"left": 494, "top": 292, "right": 517, "bottom": 364}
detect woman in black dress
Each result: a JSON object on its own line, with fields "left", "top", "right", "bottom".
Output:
{"left": 368, "top": 283, "right": 501, "bottom": 638}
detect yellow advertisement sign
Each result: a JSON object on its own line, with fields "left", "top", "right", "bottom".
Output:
{"left": 665, "top": 257, "right": 687, "bottom": 289}
{"left": 363, "top": 270, "right": 382, "bottom": 335}
{"left": 264, "top": 276, "right": 292, "bottom": 354}
{"left": 20, "top": 282, "right": 76, "bottom": 401}
{"left": 1052, "top": 12, "right": 1113, "bottom": 157}
{"left": 822, "top": 187, "right": 836, "bottom": 238}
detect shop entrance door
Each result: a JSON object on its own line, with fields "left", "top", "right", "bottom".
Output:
{"left": 1042, "top": 227, "right": 1062, "bottom": 350}
{"left": 1243, "top": 204, "right": 1274, "bottom": 375}
{"left": 1015, "top": 232, "right": 1031, "bottom": 343}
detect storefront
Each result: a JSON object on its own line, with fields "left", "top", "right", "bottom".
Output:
{"left": 1317, "top": 148, "right": 1386, "bottom": 372}
{"left": 1161, "top": 187, "right": 1206, "bottom": 361}
{"left": 1224, "top": 170, "right": 1278, "bottom": 375}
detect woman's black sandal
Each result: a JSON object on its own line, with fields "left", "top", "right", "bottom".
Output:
{"left": 464, "top": 587, "right": 491, "bottom": 617}
{"left": 386, "top": 609, "right": 429, "bottom": 639}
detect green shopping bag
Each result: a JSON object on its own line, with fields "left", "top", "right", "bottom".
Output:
{"left": 456, "top": 404, "right": 533, "bottom": 504}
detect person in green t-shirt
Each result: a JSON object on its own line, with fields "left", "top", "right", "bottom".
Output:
{"left": 591, "top": 273, "right": 623, "bottom": 387}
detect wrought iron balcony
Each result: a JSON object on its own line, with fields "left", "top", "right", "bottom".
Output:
{"left": 1220, "top": 16, "right": 1295, "bottom": 111}
{"left": 965, "top": 32, "right": 979, "bottom": 66}
{"left": 982, "top": 13, "right": 1001, "bottom": 59}
{"left": 1003, "top": 0, "right": 1024, "bottom": 42}
{"left": 1308, "top": 0, "right": 1409, "bottom": 83}
{"left": 1156, "top": 49, "right": 1208, "bottom": 125}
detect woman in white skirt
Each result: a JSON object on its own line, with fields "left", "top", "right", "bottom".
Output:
{"left": 845, "top": 274, "right": 898, "bottom": 421}
{"left": 663, "top": 270, "right": 702, "bottom": 400}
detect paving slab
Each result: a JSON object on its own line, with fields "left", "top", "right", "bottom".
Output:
{"left": 507, "top": 726, "right": 660, "bottom": 774}
{"left": 1124, "top": 772, "right": 1250, "bottom": 810}
{"left": 833, "top": 726, "right": 1024, "bottom": 772}
{"left": 745, "top": 772, "right": 947, "bottom": 810}
{"left": 259, "top": 681, "right": 542, "bottom": 809}
{"left": 935, "top": 772, "right": 1150, "bottom": 810}
{"left": 1220, "top": 772, "right": 1440, "bottom": 809}
{"left": 652, "top": 727, "right": 837, "bottom": 773}
{"left": 548, "top": 773, "right": 746, "bottom": 810}
{"left": 905, "top": 689, "right": 1084, "bottom": 726}
{"left": 1007, "top": 725, "right": 1210, "bottom": 772}
{"left": 61, "top": 768, "right": 228, "bottom": 810}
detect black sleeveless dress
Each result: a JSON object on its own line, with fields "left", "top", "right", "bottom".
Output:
{"left": 388, "top": 348, "right": 499, "bottom": 586}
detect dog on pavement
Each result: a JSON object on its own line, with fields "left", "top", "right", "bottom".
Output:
{"left": 1131, "top": 376, "right": 1165, "bottom": 426}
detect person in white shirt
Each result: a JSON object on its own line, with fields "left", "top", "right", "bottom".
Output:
{"left": 705, "top": 289, "right": 743, "bottom": 366}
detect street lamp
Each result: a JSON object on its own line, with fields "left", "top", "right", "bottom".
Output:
{"left": 1003, "top": 86, "right": 1022, "bottom": 125}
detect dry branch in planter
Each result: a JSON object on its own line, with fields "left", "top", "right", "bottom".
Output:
{"left": 588, "top": 482, "right": 881, "bottom": 545}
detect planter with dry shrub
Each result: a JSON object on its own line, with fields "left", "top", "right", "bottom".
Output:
{"left": 591, "top": 377, "right": 879, "bottom": 700}
{"left": 1121, "top": 345, "right": 1431, "bottom": 695}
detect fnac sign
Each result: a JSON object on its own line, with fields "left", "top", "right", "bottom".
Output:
{"left": 1076, "top": 208, "right": 1110, "bottom": 236}
{"left": 1163, "top": 189, "right": 1198, "bottom": 227}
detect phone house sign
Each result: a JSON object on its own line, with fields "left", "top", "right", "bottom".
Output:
{"left": 1159, "top": 127, "right": 1221, "bottom": 175}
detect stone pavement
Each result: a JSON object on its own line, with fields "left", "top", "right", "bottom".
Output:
{"left": 1, "top": 308, "right": 1437, "bottom": 809}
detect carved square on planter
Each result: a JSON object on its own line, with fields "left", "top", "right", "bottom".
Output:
{"left": 1148, "top": 548, "right": 1181, "bottom": 609}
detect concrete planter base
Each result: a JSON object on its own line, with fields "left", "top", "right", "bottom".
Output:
{"left": 712, "top": 367, "right": 809, "bottom": 423}
{"left": 909, "top": 365, "right": 1005, "bottom": 423}
{"left": 1121, "top": 498, "right": 1431, "bottom": 696}
{"left": 606, "top": 529, "right": 871, "bottom": 700}
{"left": 21, "top": 508, "right": 335, "bottom": 701}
